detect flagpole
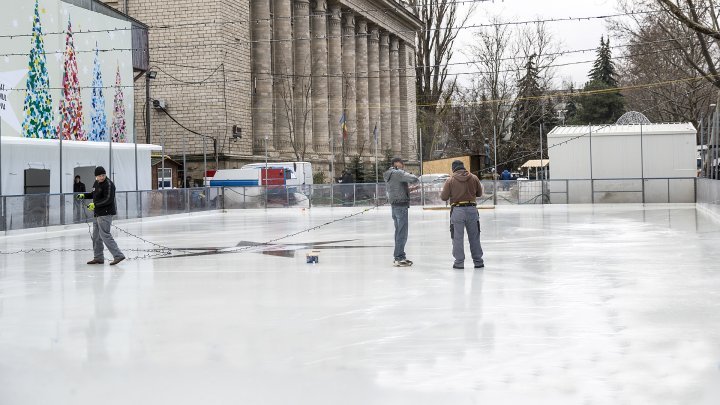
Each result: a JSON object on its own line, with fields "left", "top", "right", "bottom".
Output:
{"left": 374, "top": 124, "right": 378, "bottom": 206}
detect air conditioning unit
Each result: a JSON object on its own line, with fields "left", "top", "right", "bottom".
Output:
{"left": 152, "top": 99, "right": 167, "bottom": 110}
{"left": 232, "top": 125, "right": 242, "bottom": 140}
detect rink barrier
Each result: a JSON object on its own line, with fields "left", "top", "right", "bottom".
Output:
{"left": 0, "top": 178, "right": 700, "bottom": 235}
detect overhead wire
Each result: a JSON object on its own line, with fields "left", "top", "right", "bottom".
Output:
{"left": 0, "top": 3, "right": 709, "bottom": 42}
{"left": 0, "top": 43, "right": 703, "bottom": 96}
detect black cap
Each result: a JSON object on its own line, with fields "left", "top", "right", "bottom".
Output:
{"left": 95, "top": 166, "right": 107, "bottom": 176}
{"left": 391, "top": 157, "right": 404, "bottom": 166}
{"left": 451, "top": 160, "right": 465, "bottom": 172}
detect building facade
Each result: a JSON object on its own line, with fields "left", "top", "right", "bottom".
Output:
{"left": 103, "top": 0, "right": 422, "bottom": 181}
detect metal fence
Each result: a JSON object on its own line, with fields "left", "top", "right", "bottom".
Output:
{"left": 697, "top": 178, "right": 720, "bottom": 218}
{"left": 0, "top": 177, "right": 699, "bottom": 233}
{"left": 0, "top": 187, "right": 222, "bottom": 233}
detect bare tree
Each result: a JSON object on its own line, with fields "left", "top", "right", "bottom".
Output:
{"left": 467, "top": 19, "right": 560, "bottom": 171}
{"left": 408, "top": 0, "right": 475, "bottom": 160}
{"left": 613, "top": 0, "right": 714, "bottom": 134}
{"left": 276, "top": 72, "right": 313, "bottom": 161}
{"left": 653, "top": 0, "right": 720, "bottom": 89}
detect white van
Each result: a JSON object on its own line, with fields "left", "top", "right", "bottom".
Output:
{"left": 242, "top": 162, "right": 313, "bottom": 186}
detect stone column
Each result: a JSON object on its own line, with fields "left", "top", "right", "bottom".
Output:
{"left": 293, "top": 0, "right": 313, "bottom": 157}
{"left": 367, "top": 25, "right": 380, "bottom": 158}
{"left": 327, "top": 5, "right": 343, "bottom": 160}
{"left": 273, "top": 0, "right": 293, "bottom": 153}
{"left": 251, "top": 0, "right": 274, "bottom": 153}
{"left": 379, "top": 32, "right": 391, "bottom": 154}
{"left": 355, "top": 18, "right": 369, "bottom": 157}
{"left": 311, "top": 0, "right": 329, "bottom": 154}
{"left": 402, "top": 43, "right": 420, "bottom": 160}
{"left": 389, "top": 36, "right": 401, "bottom": 156}
{"left": 342, "top": 13, "right": 357, "bottom": 155}
{"left": 400, "top": 41, "right": 417, "bottom": 160}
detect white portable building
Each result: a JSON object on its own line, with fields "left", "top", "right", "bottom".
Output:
{"left": 0, "top": 137, "right": 161, "bottom": 195}
{"left": 546, "top": 123, "right": 696, "bottom": 203}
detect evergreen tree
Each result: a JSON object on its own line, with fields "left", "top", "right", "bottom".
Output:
{"left": 504, "top": 55, "right": 555, "bottom": 168}
{"left": 111, "top": 65, "right": 126, "bottom": 142}
{"left": 589, "top": 37, "right": 618, "bottom": 87}
{"left": 383, "top": 149, "right": 394, "bottom": 170}
{"left": 511, "top": 55, "right": 544, "bottom": 138}
{"left": 575, "top": 80, "right": 625, "bottom": 124}
{"left": 57, "top": 17, "right": 85, "bottom": 141}
{"left": 88, "top": 46, "right": 108, "bottom": 141}
{"left": 348, "top": 155, "right": 369, "bottom": 183}
{"left": 22, "top": 0, "right": 55, "bottom": 139}
{"left": 574, "top": 36, "right": 625, "bottom": 124}
{"left": 564, "top": 84, "right": 577, "bottom": 123}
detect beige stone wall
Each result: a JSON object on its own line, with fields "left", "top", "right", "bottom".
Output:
{"left": 102, "top": 0, "right": 421, "bottom": 180}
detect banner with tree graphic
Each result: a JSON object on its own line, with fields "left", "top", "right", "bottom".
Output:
{"left": 0, "top": 0, "right": 134, "bottom": 142}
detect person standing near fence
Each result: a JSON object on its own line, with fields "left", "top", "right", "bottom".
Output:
{"left": 440, "top": 160, "right": 484, "bottom": 269}
{"left": 73, "top": 175, "right": 86, "bottom": 222}
{"left": 501, "top": 169, "right": 511, "bottom": 191}
{"left": 76, "top": 167, "right": 125, "bottom": 265}
{"left": 383, "top": 157, "right": 419, "bottom": 267}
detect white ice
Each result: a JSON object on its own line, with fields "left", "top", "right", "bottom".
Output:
{"left": 1, "top": 205, "right": 720, "bottom": 404}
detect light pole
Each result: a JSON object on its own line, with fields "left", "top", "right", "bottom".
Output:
{"left": 145, "top": 70, "right": 157, "bottom": 144}
{"left": 492, "top": 124, "right": 498, "bottom": 206}
{"left": 702, "top": 103, "right": 716, "bottom": 178}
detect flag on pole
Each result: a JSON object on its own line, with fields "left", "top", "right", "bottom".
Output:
{"left": 373, "top": 123, "right": 378, "bottom": 144}
{"left": 339, "top": 112, "right": 348, "bottom": 140}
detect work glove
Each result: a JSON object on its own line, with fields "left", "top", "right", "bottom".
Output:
{"left": 87, "top": 203, "right": 95, "bottom": 211}
{"left": 75, "top": 194, "right": 85, "bottom": 200}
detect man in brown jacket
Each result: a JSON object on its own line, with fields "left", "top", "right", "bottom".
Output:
{"left": 440, "top": 160, "right": 484, "bottom": 269}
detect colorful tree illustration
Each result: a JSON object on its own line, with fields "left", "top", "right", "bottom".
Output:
{"left": 88, "top": 46, "right": 108, "bottom": 142}
{"left": 22, "top": 0, "right": 55, "bottom": 139}
{"left": 56, "top": 17, "right": 85, "bottom": 141}
{"left": 111, "top": 65, "right": 126, "bottom": 142}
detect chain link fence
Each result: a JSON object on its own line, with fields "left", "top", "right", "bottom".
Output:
{"left": 0, "top": 177, "right": 699, "bottom": 233}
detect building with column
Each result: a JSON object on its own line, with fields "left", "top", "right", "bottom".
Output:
{"left": 102, "top": 0, "right": 422, "bottom": 181}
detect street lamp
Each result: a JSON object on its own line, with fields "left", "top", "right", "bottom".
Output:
{"left": 708, "top": 103, "right": 717, "bottom": 179}
{"left": 145, "top": 70, "right": 157, "bottom": 144}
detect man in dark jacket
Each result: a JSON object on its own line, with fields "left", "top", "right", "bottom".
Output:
{"left": 73, "top": 175, "right": 87, "bottom": 222}
{"left": 337, "top": 170, "right": 355, "bottom": 206}
{"left": 440, "top": 160, "right": 484, "bottom": 269}
{"left": 76, "top": 166, "right": 125, "bottom": 265}
{"left": 383, "top": 157, "right": 419, "bottom": 267}
{"left": 501, "top": 169, "right": 511, "bottom": 191}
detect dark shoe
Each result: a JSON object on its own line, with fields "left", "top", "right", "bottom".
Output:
{"left": 110, "top": 256, "right": 126, "bottom": 266}
{"left": 87, "top": 259, "right": 104, "bottom": 265}
{"left": 453, "top": 264, "right": 464, "bottom": 269}
{"left": 474, "top": 264, "right": 485, "bottom": 269}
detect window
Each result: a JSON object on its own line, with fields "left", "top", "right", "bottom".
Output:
{"left": 158, "top": 168, "right": 172, "bottom": 189}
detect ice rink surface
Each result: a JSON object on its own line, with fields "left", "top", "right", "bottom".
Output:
{"left": 2, "top": 204, "right": 720, "bottom": 404}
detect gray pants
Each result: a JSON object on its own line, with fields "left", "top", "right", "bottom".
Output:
{"left": 92, "top": 215, "right": 124, "bottom": 261}
{"left": 391, "top": 205, "right": 409, "bottom": 260}
{"left": 450, "top": 206, "right": 484, "bottom": 266}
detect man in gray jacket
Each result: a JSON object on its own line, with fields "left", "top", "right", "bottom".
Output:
{"left": 383, "top": 157, "right": 419, "bottom": 267}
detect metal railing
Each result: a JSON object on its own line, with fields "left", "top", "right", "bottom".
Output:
{"left": 0, "top": 177, "right": 700, "bottom": 233}
{"left": 0, "top": 187, "right": 222, "bottom": 233}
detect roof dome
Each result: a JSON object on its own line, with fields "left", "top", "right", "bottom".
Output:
{"left": 615, "top": 111, "right": 652, "bottom": 125}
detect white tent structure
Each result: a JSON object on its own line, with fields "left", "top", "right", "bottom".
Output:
{"left": 547, "top": 122, "right": 696, "bottom": 203}
{"left": 0, "top": 137, "right": 160, "bottom": 195}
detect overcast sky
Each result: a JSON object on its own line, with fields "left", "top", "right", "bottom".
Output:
{"left": 451, "top": 0, "right": 623, "bottom": 88}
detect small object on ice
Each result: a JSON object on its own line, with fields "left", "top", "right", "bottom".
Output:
{"left": 306, "top": 250, "right": 320, "bottom": 264}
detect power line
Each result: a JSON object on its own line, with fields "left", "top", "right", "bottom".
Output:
{"left": 0, "top": 33, "right": 696, "bottom": 70}
{"left": 0, "top": 3, "right": 704, "bottom": 43}
{"left": 474, "top": 80, "right": 712, "bottom": 175}
{"left": 3, "top": 68, "right": 715, "bottom": 112}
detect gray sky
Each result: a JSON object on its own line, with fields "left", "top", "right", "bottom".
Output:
{"left": 452, "top": 0, "right": 622, "bottom": 88}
